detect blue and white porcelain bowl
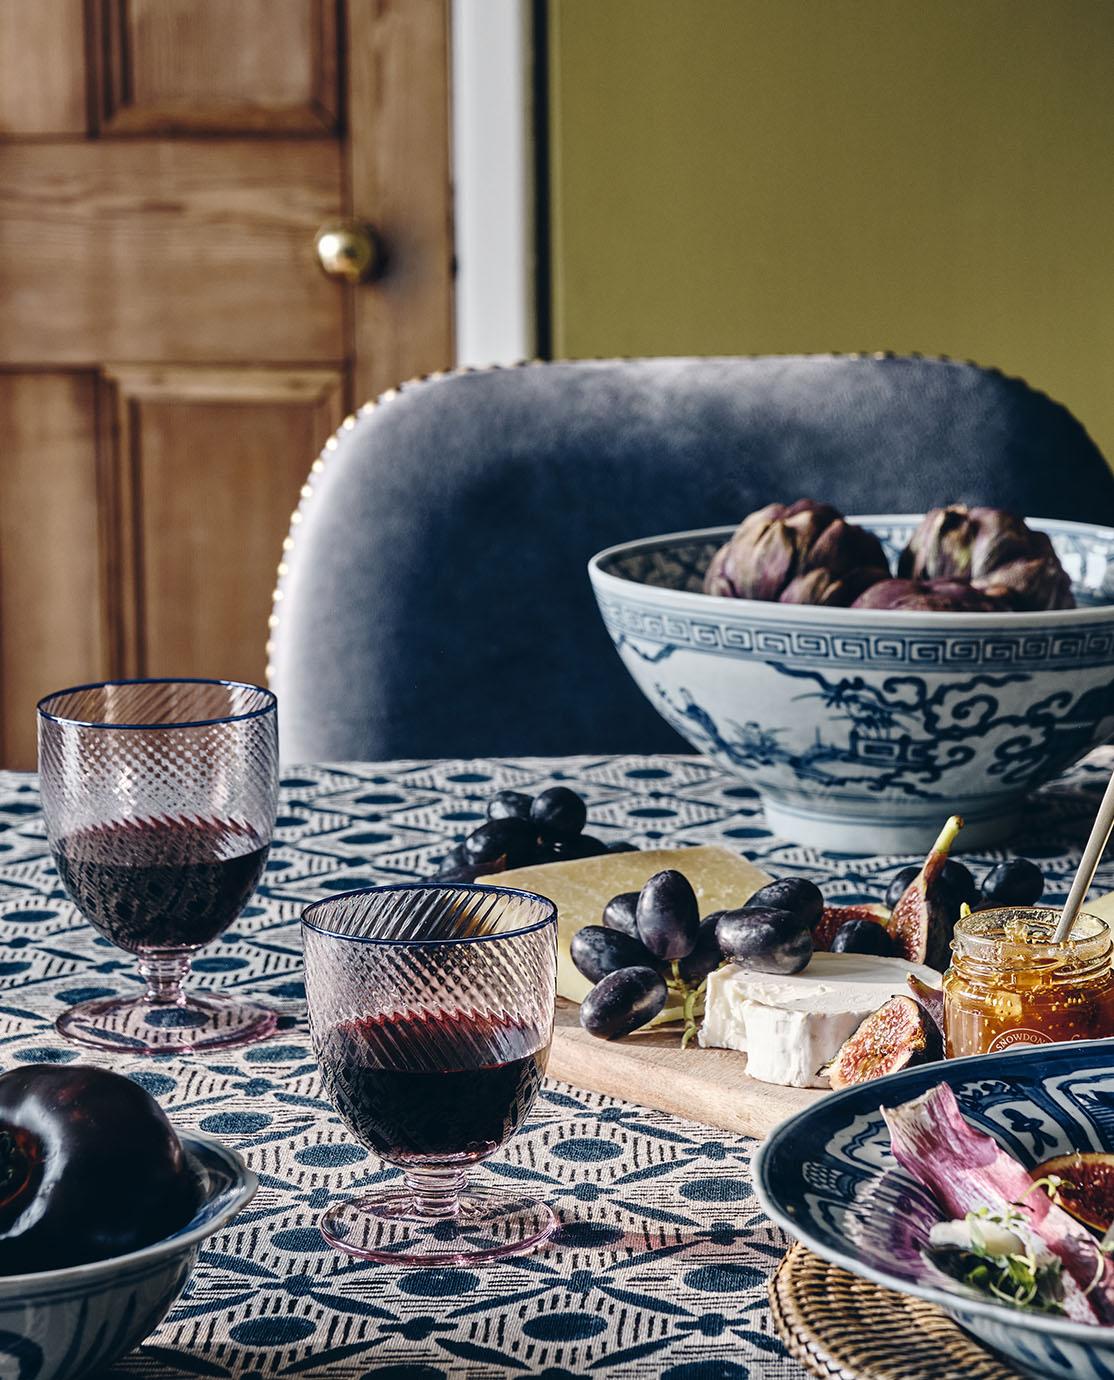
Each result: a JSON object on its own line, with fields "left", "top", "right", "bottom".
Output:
{"left": 589, "top": 515, "right": 1114, "bottom": 851}
{"left": 0, "top": 1132, "right": 255, "bottom": 1380}
{"left": 754, "top": 1040, "right": 1114, "bottom": 1380}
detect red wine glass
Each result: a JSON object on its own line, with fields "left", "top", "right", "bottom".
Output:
{"left": 38, "top": 678, "right": 279, "bottom": 1055}
{"left": 302, "top": 882, "right": 558, "bottom": 1265}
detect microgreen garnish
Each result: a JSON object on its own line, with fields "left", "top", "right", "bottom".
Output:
{"left": 930, "top": 1205, "right": 1065, "bottom": 1313}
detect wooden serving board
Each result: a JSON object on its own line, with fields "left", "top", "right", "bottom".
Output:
{"left": 548, "top": 998, "right": 824, "bottom": 1139}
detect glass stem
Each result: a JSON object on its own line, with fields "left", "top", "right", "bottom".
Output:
{"left": 138, "top": 949, "right": 192, "bottom": 1004}
{"left": 403, "top": 1166, "right": 466, "bottom": 1218}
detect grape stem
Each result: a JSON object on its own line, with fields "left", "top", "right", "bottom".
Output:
{"left": 666, "top": 961, "right": 714, "bottom": 1049}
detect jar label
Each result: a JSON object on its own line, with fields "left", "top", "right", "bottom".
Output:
{"left": 987, "top": 1028, "right": 1054, "bottom": 1054}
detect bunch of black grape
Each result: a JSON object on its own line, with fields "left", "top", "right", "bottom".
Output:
{"left": 576, "top": 874, "right": 836, "bottom": 1044}
{"left": 574, "top": 870, "right": 718, "bottom": 1044}
{"left": 435, "top": 786, "right": 635, "bottom": 882}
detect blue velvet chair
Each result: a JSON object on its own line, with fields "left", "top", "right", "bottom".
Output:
{"left": 268, "top": 355, "right": 1114, "bottom": 763}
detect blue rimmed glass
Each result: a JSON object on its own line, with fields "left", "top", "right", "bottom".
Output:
{"left": 302, "top": 883, "right": 558, "bottom": 1265}
{"left": 38, "top": 678, "right": 279, "bottom": 1055}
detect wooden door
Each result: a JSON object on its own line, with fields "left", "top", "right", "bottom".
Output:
{"left": 0, "top": 0, "right": 453, "bottom": 767}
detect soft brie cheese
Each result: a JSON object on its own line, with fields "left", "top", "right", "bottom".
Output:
{"left": 699, "top": 952, "right": 941, "bottom": 1089}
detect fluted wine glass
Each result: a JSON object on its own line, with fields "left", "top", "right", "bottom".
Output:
{"left": 38, "top": 678, "right": 279, "bottom": 1055}
{"left": 302, "top": 882, "right": 557, "bottom": 1265}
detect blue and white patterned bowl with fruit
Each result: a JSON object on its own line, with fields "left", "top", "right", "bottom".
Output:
{"left": 0, "top": 1132, "right": 255, "bottom": 1380}
{"left": 755, "top": 1040, "right": 1114, "bottom": 1380}
{"left": 589, "top": 515, "right": 1114, "bottom": 852}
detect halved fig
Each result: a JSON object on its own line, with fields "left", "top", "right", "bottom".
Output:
{"left": 906, "top": 973, "right": 945, "bottom": 1030}
{"left": 812, "top": 902, "right": 889, "bottom": 952}
{"left": 1032, "top": 1153, "right": 1114, "bottom": 1232}
{"left": 828, "top": 995, "right": 943, "bottom": 1090}
{"left": 887, "top": 815, "right": 965, "bottom": 968}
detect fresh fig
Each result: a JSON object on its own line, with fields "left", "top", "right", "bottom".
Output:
{"left": 813, "top": 902, "right": 889, "bottom": 952}
{"left": 745, "top": 877, "right": 824, "bottom": 931}
{"left": 828, "top": 995, "right": 943, "bottom": 1090}
{"left": 887, "top": 815, "right": 965, "bottom": 968}
{"left": 716, "top": 907, "right": 812, "bottom": 975}
{"left": 884, "top": 860, "right": 975, "bottom": 912}
{"left": 906, "top": 973, "right": 946, "bottom": 1031}
{"left": 1032, "top": 1153, "right": 1114, "bottom": 1232}
{"left": 831, "top": 919, "right": 894, "bottom": 956}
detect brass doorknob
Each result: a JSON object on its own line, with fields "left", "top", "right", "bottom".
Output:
{"left": 314, "top": 219, "right": 383, "bottom": 284}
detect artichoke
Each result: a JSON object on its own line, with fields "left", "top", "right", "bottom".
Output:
{"left": 898, "top": 505, "right": 1074, "bottom": 611}
{"left": 852, "top": 578, "right": 1006, "bottom": 612}
{"left": 704, "top": 500, "right": 890, "bottom": 605}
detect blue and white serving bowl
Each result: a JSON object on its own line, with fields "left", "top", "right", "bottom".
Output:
{"left": 0, "top": 1132, "right": 255, "bottom": 1380}
{"left": 589, "top": 515, "right": 1114, "bottom": 851}
{"left": 754, "top": 1040, "right": 1114, "bottom": 1380}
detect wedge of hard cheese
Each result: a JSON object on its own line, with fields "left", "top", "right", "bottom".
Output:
{"left": 489, "top": 845, "right": 771, "bottom": 1005}
{"left": 700, "top": 953, "right": 942, "bottom": 1089}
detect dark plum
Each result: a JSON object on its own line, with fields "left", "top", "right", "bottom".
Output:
{"left": 977, "top": 858, "right": 1044, "bottom": 909}
{"left": 745, "top": 877, "right": 824, "bottom": 931}
{"left": 0, "top": 1064, "right": 200, "bottom": 1274}
{"left": 570, "top": 926, "right": 659, "bottom": 983}
{"left": 607, "top": 841, "right": 639, "bottom": 853}
{"left": 602, "top": 891, "right": 640, "bottom": 938}
{"left": 487, "top": 790, "right": 533, "bottom": 823}
{"left": 831, "top": 918, "right": 895, "bottom": 956}
{"left": 579, "top": 966, "right": 668, "bottom": 1039}
{"left": 461, "top": 818, "right": 537, "bottom": 869}
{"left": 636, "top": 870, "right": 700, "bottom": 961}
{"left": 530, "top": 787, "right": 587, "bottom": 840}
{"left": 716, "top": 906, "right": 812, "bottom": 975}
{"left": 676, "top": 913, "right": 725, "bottom": 985}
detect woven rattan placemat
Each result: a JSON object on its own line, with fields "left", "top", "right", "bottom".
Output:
{"left": 769, "top": 1244, "right": 1024, "bottom": 1380}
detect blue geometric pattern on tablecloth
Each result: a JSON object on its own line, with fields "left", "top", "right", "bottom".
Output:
{"left": 1, "top": 752, "right": 1112, "bottom": 1379}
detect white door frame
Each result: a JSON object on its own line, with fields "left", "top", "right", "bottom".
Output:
{"left": 451, "top": 0, "right": 539, "bottom": 366}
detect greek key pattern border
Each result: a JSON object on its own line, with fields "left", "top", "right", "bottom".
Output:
{"left": 599, "top": 596, "right": 1114, "bottom": 671}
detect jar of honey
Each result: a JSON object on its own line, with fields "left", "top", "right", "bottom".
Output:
{"left": 943, "top": 907, "right": 1114, "bottom": 1058}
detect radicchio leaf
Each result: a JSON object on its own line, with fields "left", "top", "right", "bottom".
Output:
{"left": 882, "top": 1084, "right": 1114, "bottom": 1323}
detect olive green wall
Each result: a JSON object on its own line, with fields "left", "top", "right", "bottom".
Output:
{"left": 548, "top": 0, "right": 1114, "bottom": 464}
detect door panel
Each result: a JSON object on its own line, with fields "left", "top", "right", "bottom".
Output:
{"left": 0, "top": 0, "right": 453, "bottom": 767}
{"left": 0, "top": 373, "right": 110, "bottom": 768}
{"left": 103, "top": 367, "right": 345, "bottom": 682}
{"left": 90, "top": 0, "right": 340, "bottom": 134}
{"left": 0, "top": 1, "right": 87, "bottom": 135}
{"left": 0, "top": 142, "right": 345, "bottom": 365}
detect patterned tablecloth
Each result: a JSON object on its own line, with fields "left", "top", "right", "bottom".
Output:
{"left": 2, "top": 752, "right": 1113, "bottom": 1380}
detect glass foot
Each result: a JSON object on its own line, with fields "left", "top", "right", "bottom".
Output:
{"left": 55, "top": 990, "right": 278, "bottom": 1055}
{"left": 320, "top": 1187, "right": 557, "bottom": 1265}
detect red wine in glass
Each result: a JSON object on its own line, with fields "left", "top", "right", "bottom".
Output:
{"left": 52, "top": 818, "right": 269, "bottom": 952}
{"left": 317, "top": 1011, "right": 548, "bottom": 1162}
{"left": 303, "top": 881, "right": 558, "bottom": 1266}
{"left": 39, "top": 677, "right": 279, "bottom": 1056}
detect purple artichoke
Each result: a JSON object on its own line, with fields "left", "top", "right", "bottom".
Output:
{"left": 704, "top": 500, "right": 890, "bottom": 605}
{"left": 898, "top": 505, "right": 1074, "bottom": 610}
{"left": 852, "top": 578, "right": 1006, "bottom": 612}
